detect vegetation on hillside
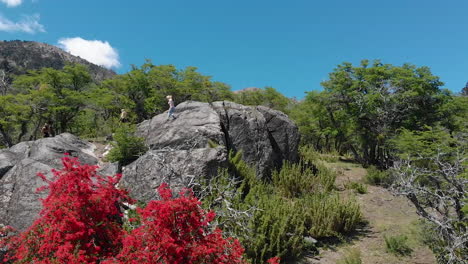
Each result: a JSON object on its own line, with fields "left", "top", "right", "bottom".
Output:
{"left": 0, "top": 58, "right": 466, "bottom": 263}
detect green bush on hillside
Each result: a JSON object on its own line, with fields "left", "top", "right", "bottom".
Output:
{"left": 105, "top": 124, "right": 147, "bottom": 166}
{"left": 344, "top": 181, "right": 368, "bottom": 194}
{"left": 302, "top": 193, "right": 362, "bottom": 238}
{"left": 384, "top": 234, "right": 413, "bottom": 256}
{"left": 365, "top": 166, "right": 391, "bottom": 186}
{"left": 200, "top": 150, "right": 362, "bottom": 263}
{"left": 243, "top": 193, "right": 308, "bottom": 263}
{"left": 273, "top": 161, "right": 336, "bottom": 198}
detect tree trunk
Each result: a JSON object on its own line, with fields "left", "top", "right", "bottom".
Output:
{"left": 0, "top": 124, "right": 13, "bottom": 147}
{"left": 348, "top": 143, "right": 362, "bottom": 163}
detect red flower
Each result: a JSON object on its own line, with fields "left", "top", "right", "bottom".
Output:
{"left": 0, "top": 156, "right": 279, "bottom": 264}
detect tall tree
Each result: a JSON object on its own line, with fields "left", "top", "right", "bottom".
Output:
{"left": 307, "top": 60, "right": 448, "bottom": 167}
{"left": 10, "top": 64, "right": 92, "bottom": 136}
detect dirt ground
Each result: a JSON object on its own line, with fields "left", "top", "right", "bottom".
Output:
{"left": 304, "top": 161, "right": 436, "bottom": 264}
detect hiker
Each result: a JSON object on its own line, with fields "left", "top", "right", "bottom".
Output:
{"left": 166, "top": 95, "right": 176, "bottom": 120}
{"left": 49, "top": 122, "right": 55, "bottom": 137}
{"left": 120, "top": 109, "right": 128, "bottom": 123}
{"left": 41, "top": 122, "right": 51, "bottom": 138}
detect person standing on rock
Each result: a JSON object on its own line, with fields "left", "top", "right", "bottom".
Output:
{"left": 41, "top": 122, "right": 51, "bottom": 138}
{"left": 166, "top": 95, "right": 176, "bottom": 120}
{"left": 120, "top": 109, "right": 128, "bottom": 123}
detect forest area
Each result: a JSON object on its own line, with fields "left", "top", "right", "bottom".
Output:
{"left": 0, "top": 59, "right": 466, "bottom": 263}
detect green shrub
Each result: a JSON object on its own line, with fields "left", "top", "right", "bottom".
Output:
{"left": 337, "top": 248, "right": 362, "bottom": 264}
{"left": 299, "top": 145, "right": 341, "bottom": 163}
{"left": 365, "top": 166, "right": 391, "bottom": 186}
{"left": 302, "top": 193, "right": 362, "bottom": 238}
{"left": 273, "top": 161, "right": 311, "bottom": 198}
{"left": 299, "top": 145, "right": 320, "bottom": 164}
{"left": 105, "top": 124, "right": 147, "bottom": 166}
{"left": 200, "top": 150, "right": 361, "bottom": 263}
{"left": 244, "top": 193, "right": 308, "bottom": 263}
{"left": 207, "top": 139, "right": 220, "bottom": 148}
{"left": 200, "top": 152, "right": 310, "bottom": 263}
{"left": 344, "top": 181, "right": 368, "bottom": 194}
{"left": 273, "top": 161, "right": 335, "bottom": 198}
{"left": 314, "top": 162, "right": 337, "bottom": 192}
{"left": 384, "top": 234, "right": 413, "bottom": 256}
{"left": 318, "top": 151, "right": 340, "bottom": 163}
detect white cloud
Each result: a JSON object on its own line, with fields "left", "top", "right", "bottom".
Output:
{"left": 1, "top": 0, "right": 22, "bottom": 7}
{"left": 0, "top": 14, "right": 45, "bottom": 34}
{"left": 58, "top": 37, "right": 121, "bottom": 69}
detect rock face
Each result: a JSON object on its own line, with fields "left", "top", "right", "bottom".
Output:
{"left": 0, "top": 133, "right": 97, "bottom": 231}
{"left": 121, "top": 147, "right": 227, "bottom": 202}
{"left": 125, "top": 101, "right": 300, "bottom": 201}
{"left": 211, "top": 101, "right": 300, "bottom": 178}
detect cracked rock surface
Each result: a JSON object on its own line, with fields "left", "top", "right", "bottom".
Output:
{"left": 0, "top": 133, "right": 97, "bottom": 231}
{"left": 127, "top": 101, "right": 300, "bottom": 201}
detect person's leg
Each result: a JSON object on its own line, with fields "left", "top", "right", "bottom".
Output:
{"left": 168, "top": 107, "right": 176, "bottom": 119}
{"left": 167, "top": 108, "right": 172, "bottom": 120}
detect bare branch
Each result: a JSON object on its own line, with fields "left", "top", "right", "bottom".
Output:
{"left": 391, "top": 149, "right": 467, "bottom": 263}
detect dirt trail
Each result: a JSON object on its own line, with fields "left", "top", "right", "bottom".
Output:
{"left": 89, "top": 141, "right": 112, "bottom": 164}
{"left": 305, "top": 161, "right": 436, "bottom": 264}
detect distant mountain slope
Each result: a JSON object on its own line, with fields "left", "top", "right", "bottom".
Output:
{"left": 0, "top": 40, "right": 116, "bottom": 81}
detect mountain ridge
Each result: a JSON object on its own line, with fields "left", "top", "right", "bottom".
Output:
{"left": 0, "top": 40, "right": 116, "bottom": 82}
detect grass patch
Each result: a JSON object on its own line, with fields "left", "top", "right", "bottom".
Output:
{"left": 344, "top": 181, "right": 368, "bottom": 194}
{"left": 365, "top": 166, "right": 391, "bottom": 186}
{"left": 299, "top": 146, "right": 340, "bottom": 163}
{"left": 384, "top": 234, "right": 413, "bottom": 256}
{"left": 337, "top": 248, "right": 362, "bottom": 264}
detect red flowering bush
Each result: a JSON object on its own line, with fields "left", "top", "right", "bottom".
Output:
{"left": 0, "top": 156, "right": 279, "bottom": 264}
{"left": 1, "top": 155, "right": 130, "bottom": 263}
{"left": 104, "top": 183, "right": 247, "bottom": 264}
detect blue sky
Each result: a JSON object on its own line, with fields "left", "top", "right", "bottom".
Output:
{"left": 1, "top": 0, "right": 467, "bottom": 98}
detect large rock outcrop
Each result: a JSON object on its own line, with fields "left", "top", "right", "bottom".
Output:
{"left": 0, "top": 133, "right": 97, "bottom": 231}
{"left": 123, "top": 101, "right": 300, "bottom": 201}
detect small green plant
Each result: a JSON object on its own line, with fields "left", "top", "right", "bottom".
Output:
{"left": 302, "top": 193, "right": 362, "bottom": 238}
{"left": 273, "top": 161, "right": 334, "bottom": 198}
{"left": 344, "top": 181, "right": 368, "bottom": 194}
{"left": 318, "top": 150, "right": 340, "bottom": 163}
{"left": 244, "top": 193, "right": 308, "bottom": 263}
{"left": 365, "top": 166, "right": 391, "bottom": 186}
{"left": 314, "top": 161, "right": 337, "bottom": 192}
{"left": 337, "top": 248, "right": 362, "bottom": 264}
{"left": 105, "top": 124, "right": 147, "bottom": 166}
{"left": 207, "top": 139, "right": 220, "bottom": 148}
{"left": 299, "top": 145, "right": 321, "bottom": 164}
{"left": 384, "top": 234, "right": 413, "bottom": 256}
